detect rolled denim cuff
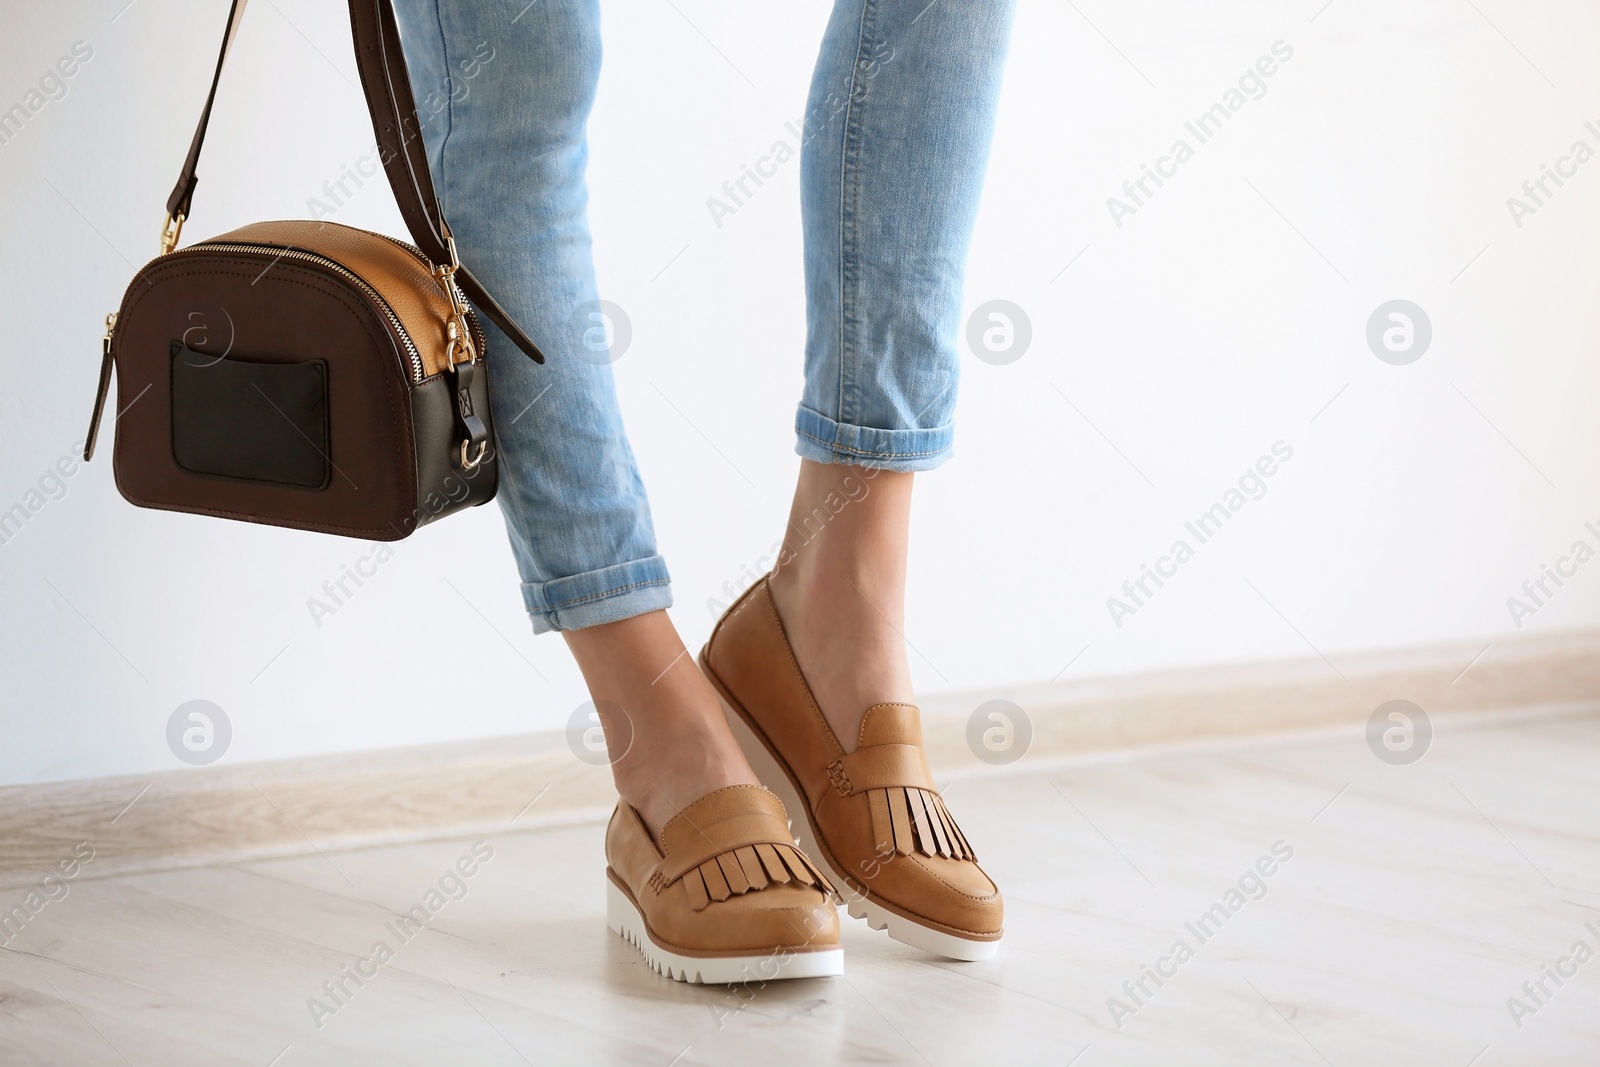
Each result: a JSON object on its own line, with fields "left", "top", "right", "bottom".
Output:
{"left": 793, "top": 404, "right": 954, "bottom": 472}
{"left": 521, "top": 554, "right": 673, "bottom": 634}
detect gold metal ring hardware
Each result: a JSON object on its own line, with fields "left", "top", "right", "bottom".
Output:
{"left": 440, "top": 217, "right": 463, "bottom": 273}
{"left": 436, "top": 262, "right": 477, "bottom": 368}
{"left": 444, "top": 317, "right": 477, "bottom": 369}
{"left": 460, "top": 439, "right": 489, "bottom": 470}
{"left": 160, "top": 213, "right": 185, "bottom": 256}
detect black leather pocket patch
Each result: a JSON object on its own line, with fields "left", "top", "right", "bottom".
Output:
{"left": 170, "top": 342, "right": 330, "bottom": 489}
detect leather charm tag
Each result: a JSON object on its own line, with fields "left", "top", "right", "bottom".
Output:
{"left": 448, "top": 358, "right": 488, "bottom": 469}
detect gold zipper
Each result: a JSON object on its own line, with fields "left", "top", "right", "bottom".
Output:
{"left": 365, "top": 232, "right": 487, "bottom": 365}
{"left": 368, "top": 231, "right": 488, "bottom": 367}
{"left": 154, "top": 241, "right": 431, "bottom": 382}
{"left": 372, "top": 231, "right": 433, "bottom": 267}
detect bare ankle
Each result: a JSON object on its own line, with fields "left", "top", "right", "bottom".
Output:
{"left": 562, "top": 611, "right": 758, "bottom": 838}
{"left": 771, "top": 461, "right": 911, "bottom": 605}
{"left": 766, "top": 461, "right": 918, "bottom": 749}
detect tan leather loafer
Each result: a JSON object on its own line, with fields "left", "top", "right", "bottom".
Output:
{"left": 605, "top": 784, "right": 844, "bottom": 983}
{"left": 700, "top": 578, "right": 1003, "bottom": 961}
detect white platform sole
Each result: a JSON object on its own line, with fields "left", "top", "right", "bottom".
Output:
{"left": 605, "top": 878, "right": 844, "bottom": 984}
{"left": 718, "top": 697, "right": 1001, "bottom": 963}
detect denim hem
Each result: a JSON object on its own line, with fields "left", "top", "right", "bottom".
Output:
{"left": 793, "top": 404, "right": 954, "bottom": 472}
{"left": 521, "top": 554, "right": 673, "bottom": 634}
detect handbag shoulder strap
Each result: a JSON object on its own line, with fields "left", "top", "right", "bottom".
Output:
{"left": 162, "top": 0, "right": 545, "bottom": 364}
{"left": 163, "top": 0, "right": 249, "bottom": 229}
{"left": 345, "top": 0, "right": 544, "bottom": 363}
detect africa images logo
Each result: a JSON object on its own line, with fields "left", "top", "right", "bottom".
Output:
{"left": 1106, "top": 41, "right": 1295, "bottom": 228}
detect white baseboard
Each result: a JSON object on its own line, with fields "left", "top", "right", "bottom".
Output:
{"left": 2, "top": 628, "right": 1595, "bottom": 890}
{"left": 916, "top": 627, "right": 1600, "bottom": 776}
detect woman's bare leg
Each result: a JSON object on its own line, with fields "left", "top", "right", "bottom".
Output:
{"left": 563, "top": 612, "right": 757, "bottom": 837}
{"left": 767, "top": 460, "right": 915, "bottom": 751}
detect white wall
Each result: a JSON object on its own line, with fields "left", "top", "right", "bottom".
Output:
{"left": 3, "top": 0, "right": 1597, "bottom": 785}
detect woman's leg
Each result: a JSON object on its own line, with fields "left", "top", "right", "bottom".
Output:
{"left": 696, "top": 0, "right": 1015, "bottom": 959}
{"left": 394, "top": 0, "right": 755, "bottom": 835}
{"left": 770, "top": 0, "right": 1017, "bottom": 748}
{"left": 562, "top": 612, "right": 758, "bottom": 832}
{"left": 394, "top": 0, "right": 665, "bottom": 632}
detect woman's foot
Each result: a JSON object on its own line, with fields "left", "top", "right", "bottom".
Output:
{"left": 563, "top": 611, "right": 758, "bottom": 840}
{"left": 766, "top": 460, "right": 917, "bottom": 754}
{"left": 702, "top": 459, "right": 1001, "bottom": 959}
{"left": 701, "top": 577, "right": 1003, "bottom": 960}
{"left": 604, "top": 785, "right": 842, "bottom": 984}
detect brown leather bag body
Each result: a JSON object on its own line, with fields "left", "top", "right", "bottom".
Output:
{"left": 83, "top": 0, "right": 545, "bottom": 541}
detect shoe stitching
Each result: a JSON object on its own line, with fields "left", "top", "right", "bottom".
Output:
{"left": 656, "top": 783, "right": 778, "bottom": 853}
{"left": 905, "top": 852, "right": 1000, "bottom": 905}
{"left": 715, "top": 583, "right": 996, "bottom": 939}
{"left": 856, "top": 701, "right": 921, "bottom": 750}
{"left": 610, "top": 869, "right": 834, "bottom": 956}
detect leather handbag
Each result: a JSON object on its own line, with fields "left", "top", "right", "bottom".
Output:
{"left": 82, "top": 0, "right": 544, "bottom": 541}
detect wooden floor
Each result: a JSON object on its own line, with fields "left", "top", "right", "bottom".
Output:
{"left": 2, "top": 711, "right": 1597, "bottom": 1066}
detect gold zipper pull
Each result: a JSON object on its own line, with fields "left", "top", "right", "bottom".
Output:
{"left": 160, "top": 213, "right": 184, "bottom": 256}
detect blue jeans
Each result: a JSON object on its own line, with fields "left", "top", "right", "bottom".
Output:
{"left": 394, "top": 0, "right": 1013, "bottom": 633}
